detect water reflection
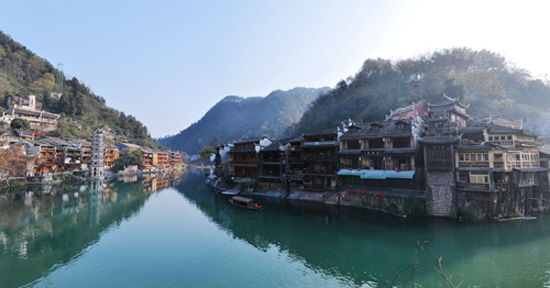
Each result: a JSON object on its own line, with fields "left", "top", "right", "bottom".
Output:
{"left": 0, "top": 173, "right": 182, "bottom": 288}
{"left": 175, "top": 171, "right": 550, "bottom": 288}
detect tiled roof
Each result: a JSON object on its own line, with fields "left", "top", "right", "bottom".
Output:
{"left": 303, "top": 129, "right": 338, "bottom": 137}
{"left": 384, "top": 148, "right": 416, "bottom": 154}
{"left": 262, "top": 142, "right": 282, "bottom": 152}
{"left": 540, "top": 144, "right": 550, "bottom": 155}
{"left": 428, "top": 95, "right": 469, "bottom": 109}
{"left": 302, "top": 141, "right": 338, "bottom": 148}
{"left": 513, "top": 167, "right": 547, "bottom": 173}
{"left": 459, "top": 126, "right": 486, "bottom": 133}
{"left": 42, "top": 112, "right": 59, "bottom": 119}
{"left": 234, "top": 137, "right": 261, "bottom": 144}
{"left": 40, "top": 137, "right": 71, "bottom": 146}
{"left": 488, "top": 143, "right": 522, "bottom": 151}
{"left": 118, "top": 143, "right": 142, "bottom": 149}
{"left": 485, "top": 123, "right": 522, "bottom": 134}
{"left": 340, "top": 119, "right": 414, "bottom": 138}
{"left": 14, "top": 109, "right": 41, "bottom": 117}
{"left": 419, "top": 135, "right": 461, "bottom": 145}
{"left": 228, "top": 148, "right": 256, "bottom": 153}
{"left": 338, "top": 149, "right": 362, "bottom": 155}
{"left": 516, "top": 141, "right": 542, "bottom": 147}
{"left": 234, "top": 136, "right": 271, "bottom": 144}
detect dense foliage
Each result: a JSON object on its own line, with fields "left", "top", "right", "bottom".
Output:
{"left": 159, "top": 87, "right": 329, "bottom": 154}
{"left": 0, "top": 31, "right": 159, "bottom": 148}
{"left": 197, "top": 145, "right": 216, "bottom": 161}
{"left": 113, "top": 149, "right": 144, "bottom": 171}
{"left": 295, "top": 48, "right": 550, "bottom": 135}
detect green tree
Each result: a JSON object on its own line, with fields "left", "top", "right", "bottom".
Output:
{"left": 197, "top": 145, "right": 216, "bottom": 161}
{"left": 10, "top": 118, "right": 30, "bottom": 130}
{"left": 113, "top": 149, "right": 144, "bottom": 171}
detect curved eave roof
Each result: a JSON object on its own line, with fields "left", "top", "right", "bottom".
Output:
{"left": 419, "top": 135, "right": 461, "bottom": 145}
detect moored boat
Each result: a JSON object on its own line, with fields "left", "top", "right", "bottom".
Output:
{"left": 229, "top": 196, "right": 262, "bottom": 210}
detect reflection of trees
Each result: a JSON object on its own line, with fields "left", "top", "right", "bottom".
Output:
{"left": 176, "top": 171, "right": 550, "bottom": 288}
{"left": 0, "top": 180, "right": 149, "bottom": 288}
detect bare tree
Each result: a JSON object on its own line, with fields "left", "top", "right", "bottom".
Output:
{"left": 0, "top": 149, "right": 30, "bottom": 191}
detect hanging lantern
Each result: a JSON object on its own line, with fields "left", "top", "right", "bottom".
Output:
{"left": 381, "top": 193, "right": 386, "bottom": 198}
{"left": 373, "top": 192, "right": 378, "bottom": 197}
{"left": 356, "top": 190, "right": 361, "bottom": 195}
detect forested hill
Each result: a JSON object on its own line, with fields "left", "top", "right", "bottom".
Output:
{"left": 0, "top": 31, "right": 159, "bottom": 148}
{"left": 159, "top": 87, "right": 330, "bottom": 154}
{"left": 295, "top": 48, "right": 550, "bottom": 135}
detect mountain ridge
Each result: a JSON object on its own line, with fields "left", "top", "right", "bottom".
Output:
{"left": 159, "top": 87, "right": 330, "bottom": 153}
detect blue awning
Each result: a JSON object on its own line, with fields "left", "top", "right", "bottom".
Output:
{"left": 337, "top": 169, "right": 365, "bottom": 177}
{"left": 384, "top": 170, "right": 415, "bottom": 179}
{"left": 360, "top": 170, "right": 387, "bottom": 179}
{"left": 337, "top": 169, "right": 416, "bottom": 179}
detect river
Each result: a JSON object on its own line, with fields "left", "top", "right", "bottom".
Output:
{"left": 1, "top": 170, "right": 549, "bottom": 287}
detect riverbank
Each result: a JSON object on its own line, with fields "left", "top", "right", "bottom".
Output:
{"left": 0, "top": 165, "right": 187, "bottom": 193}
{"left": 210, "top": 178, "right": 419, "bottom": 218}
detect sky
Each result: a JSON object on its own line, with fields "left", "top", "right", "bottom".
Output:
{"left": 1, "top": 0, "right": 550, "bottom": 138}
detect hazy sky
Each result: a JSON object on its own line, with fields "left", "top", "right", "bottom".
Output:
{"left": 1, "top": 1, "right": 549, "bottom": 137}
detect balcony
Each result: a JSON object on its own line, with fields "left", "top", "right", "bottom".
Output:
{"left": 303, "top": 155, "right": 338, "bottom": 162}
{"left": 458, "top": 161, "right": 490, "bottom": 168}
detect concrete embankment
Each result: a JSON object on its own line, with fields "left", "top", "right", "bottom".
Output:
{"left": 226, "top": 182, "right": 426, "bottom": 218}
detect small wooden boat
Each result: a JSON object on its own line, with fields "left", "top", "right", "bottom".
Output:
{"left": 229, "top": 196, "right": 262, "bottom": 210}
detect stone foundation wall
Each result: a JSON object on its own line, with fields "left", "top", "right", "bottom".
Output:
{"left": 425, "top": 171, "right": 456, "bottom": 218}
{"left": 325, "top": 189, "right": 426, "bottom": 217}
{"left": 457, "top": 191, "right": 495, "bottom": 220}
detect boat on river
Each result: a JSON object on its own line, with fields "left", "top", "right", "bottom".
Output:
{"left": 229, "top": 196, "right": 262, "bottom": 210}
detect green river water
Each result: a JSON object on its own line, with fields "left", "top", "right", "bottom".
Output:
{"left": 1, "top": 169, "right": 550, "bottom": 287}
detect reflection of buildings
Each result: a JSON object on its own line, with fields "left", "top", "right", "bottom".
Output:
{"left": 88, "top": 180, "right": 104, "bottom": 225}
{"left": 142, "top": 173, "right": 181, "bottom": 192}
{"left": 0, "top": 180, "right": 155, "bottom": 288}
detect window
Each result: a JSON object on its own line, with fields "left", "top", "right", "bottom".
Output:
{"left": 470, "top": 172, "right": 489, "bottom": 184}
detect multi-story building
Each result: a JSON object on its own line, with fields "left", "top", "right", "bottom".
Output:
{"left": 229, "top": 137, "right": 272, "bottom": 178}
{"left": 104, "top": 144, "right": 120, "bottom": 167}
{"left": 169, "top": 151, "right": 182, "bottom": 166}
{"left": 40, "top": 137, "right": 82, "bottom": 172}
{"left": 337, "top": 117, "right": 424, "bottom": 190}
{"left": 302, "top": 130, "right": 341, "bottom": 190}
{"left": 142, "top": 149, "right": 154, "bottom": 171}
{"left": 11, "top": 140, "right": 57, "bottom": 174}
{"left": 68, "top": 139, "right": 92, "bottom": 170}
{"left": 1, "top": 95, "right": 60, "bottom": 131}
{"left": 157, "top": 151, "right": 169, "bottom": 169}
{"left": 419, "top": 95, "right": 547, "bottom": 219}
{"left": 259, "top": 136, "right": 304, "bottom": 186}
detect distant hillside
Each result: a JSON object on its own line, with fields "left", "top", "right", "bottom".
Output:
{"left": 0, "top": 31, "right": 159, "bottom": 148}
{"left": 159, "top": 87, "right": 330, "bottom": 153}
{"left": 296, "top": 48, "right": 550, "bottom": 135}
